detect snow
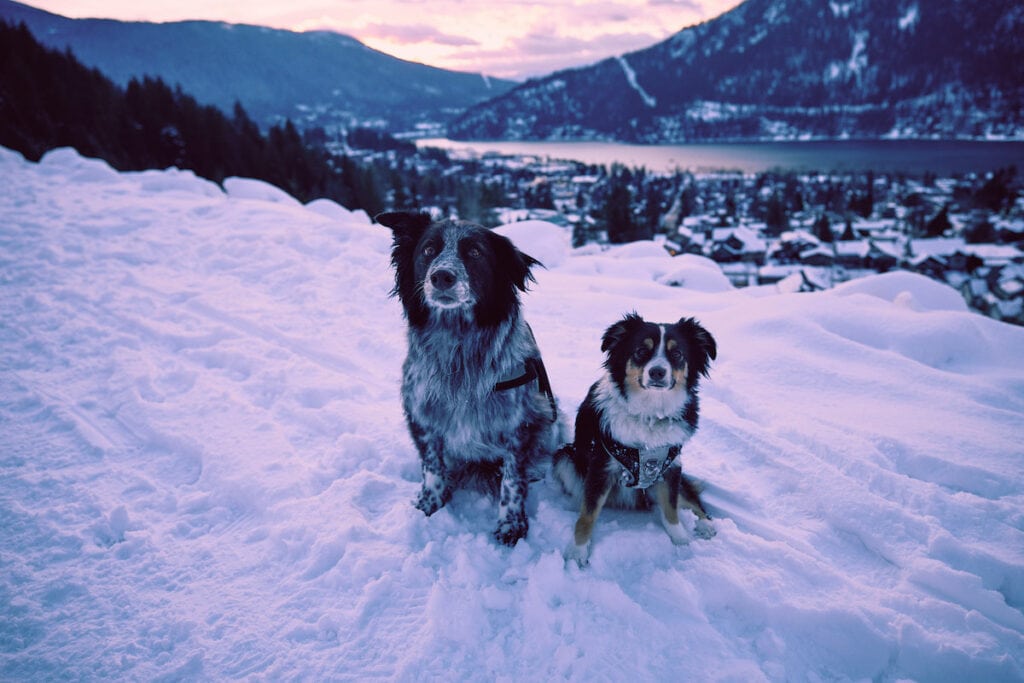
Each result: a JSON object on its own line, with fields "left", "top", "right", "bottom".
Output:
{"left": 615, "top": 56, "right": 657, "bottom": 109}
{"left": 657, "top": 254, "right": 735, "bottom": 293}
{"left": 899, "top": 4, "right": 920, "bottom": 32}
{"left": 223, "top": 177, "right": 301, "bottom": 206}
{"left": 494, "top": 220, "right": 571, "bottom": 269}
{"left": 2, "top": 146, "right": 1024, "bottom": 681}
{"left": 831, "top": 270, "right": 969, "bottom": 313}
{"left": 829, "top": 1, "right": 854, "bottom": 20}
{"left": 826, "top": 30, "right": 869, "bottom": 86}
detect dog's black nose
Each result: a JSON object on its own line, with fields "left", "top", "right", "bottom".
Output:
{"left": 648, "top": 366, "right": 667, "bottom": 382}
{"left": 430, "top": 269, "right": 457, "bottom": 290}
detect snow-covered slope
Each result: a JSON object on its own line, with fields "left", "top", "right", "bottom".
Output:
{"left": 450, "top": 0, "right": 1024, "bottom": 142}
{"left": 2, "top": 146, "right": 1023, "bottom": 681}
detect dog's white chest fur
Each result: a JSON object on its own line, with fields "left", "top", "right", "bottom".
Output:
{"left": 592, "top": 376, "right": 694, "bottom": 448}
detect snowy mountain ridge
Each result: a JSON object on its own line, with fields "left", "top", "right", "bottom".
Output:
{"left": 1, "top": 145, "right": 1023, "bottom": 680}
{"left": 451, "top": 0, "right": 1024, "bottom": 142}
{"left": 0, "top": 0, "right": 515, "bottom": 132}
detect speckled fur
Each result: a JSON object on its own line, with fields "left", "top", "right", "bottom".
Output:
{"left": 377, "top": 211, "right": 564, "bottom": 546}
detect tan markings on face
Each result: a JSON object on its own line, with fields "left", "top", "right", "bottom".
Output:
{"left": 643, "top": 338, "right": 655, "bottom": 350}
{"left": 672, "top": 361, "right": 688, "bottom": 389}
{"left": 666, "top": 338, "right": 677, "bottom": 352}
{"left": 625, "top": 360, "right": 645, "bottom": 395}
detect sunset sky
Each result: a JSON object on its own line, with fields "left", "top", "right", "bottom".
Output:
{"left": 22, "top": 0, "right": 744, "bottom": 80}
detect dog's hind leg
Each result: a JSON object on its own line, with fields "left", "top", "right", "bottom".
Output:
{"left": 678, "top": 472, "right": 716, "bottom": 539}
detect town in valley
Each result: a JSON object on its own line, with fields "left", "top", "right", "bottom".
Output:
{"left": 343, "top": 135, "right": 1023, "bottom": 325}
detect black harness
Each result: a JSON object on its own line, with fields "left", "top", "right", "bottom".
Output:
{"left": 600, "top": 435, "right": 680, "bottom": 489}
{"left": 493, "top": 357, "right": 559, "bottom": 422}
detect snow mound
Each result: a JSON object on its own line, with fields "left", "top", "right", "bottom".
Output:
{"left": 134, "top": 167, "right": 223, "bottom": 198}
{"left": 494, "top": 220, "right": 571, "bottom": 269}
{"left": 657, "top": 254, "right": 735, "bottom": 292}
{"left": 832, "top": 270, "right": 968, "bottom": 312}
{"left": 2, "top": 147, "right": 1023, "bottom": 682}
{"left": 38, "top": 146, "right": 120, "bottom": 183}
{"left": 223, "top": 176, "right": 302, "bottom": 205}
{"left": 606, "top": 239, "right": 673, "bottom": 259}
{"left": 305, "top": 198, "right": 370, "bottom": 224}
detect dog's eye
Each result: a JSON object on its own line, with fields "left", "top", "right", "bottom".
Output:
{"left": 668, "top": 348, "right": 682, "bottom": 362}
{"left": 423, "top": 245, "right": 437, "bottom": 257}
{"left": 467, "top": 246, "right": 482, "bottom": 259}
{"left": 632, "top": 348, "right": 648, "bottom": 362}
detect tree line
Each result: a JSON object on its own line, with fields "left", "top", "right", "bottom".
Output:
{"left": 0, "top": 20, "right": 384, "bottom": 210}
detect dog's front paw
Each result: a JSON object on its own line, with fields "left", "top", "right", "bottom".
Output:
{"left": 414, "top": 485, "right": 450, "bottom": 517}
{"left": 493, "top": 513, "right": 528, "bottom": 546}
{"left": 657, "top": 507, "right": 690, "bottom": 545}
{"left": 662, "top": 521, "right": 690, "bottom": 546}
{"left": 693, "top": 518, "right": 716, "bottom": 540}
{"left": 564, "top": 540, "right": 591, "bottom": 567}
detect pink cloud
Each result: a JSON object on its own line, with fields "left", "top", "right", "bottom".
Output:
{"left": 358, "top": 22, "right": 479, "bottom": 47}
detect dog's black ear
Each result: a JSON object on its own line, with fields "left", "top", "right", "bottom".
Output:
{"left": 601, "top": 312, "right": 644, "bottom": 353}
{"left": 489, "top": 231, "right": 542, "bottom": 292}
{"left": 375, "top": 211, "right": 432, "bottom": 233}
{"left": 377, "top": 211, "right": 433, "bottom": 326}
{"left": 675, "top": 317, "right": 717, "bottom": 378}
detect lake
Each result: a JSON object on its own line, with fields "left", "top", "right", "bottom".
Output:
{"left": 416, "top": 138, "right": 1024, "bottom": 176}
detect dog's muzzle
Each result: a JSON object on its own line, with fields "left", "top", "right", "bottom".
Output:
{"left": 643, "top": 363, "right": 673, "bottom": 390}
{"left": 425, "top": 262, "right": 473, "bottom": 309}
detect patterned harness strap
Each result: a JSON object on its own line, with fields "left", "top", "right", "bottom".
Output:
{"left": 600, "top": 435, "right": 681, "bottom": 489}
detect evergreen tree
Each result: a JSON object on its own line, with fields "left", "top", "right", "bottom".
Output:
{"left": 602, "top": 169, "right": 644, "bottom": 243}
{"left": 679, "top": 181, "right": 698, "bottom": 219}
{"left": 643, "top": 183, "right": 662, "bottom": 233}
{"left": 764, "top": 191, "right": 790, "bottom": 236}
{"left": 813, "top": 214, "right": 834, "bottom": 243}
{"left": 840, "top": 214, "right": 857, "bottom": 240}
{"left": 964, "top": 217, "right": 997, "bottom": 244}
{"left": 974, "top": 166, "right": 1017, "bottom": 213}
{"left": 924, "top": 205, "right": 952, "bottom": 237}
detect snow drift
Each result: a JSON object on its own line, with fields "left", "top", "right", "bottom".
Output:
{"left": 1, "top": 147, "right": 1022, "bottom": 681}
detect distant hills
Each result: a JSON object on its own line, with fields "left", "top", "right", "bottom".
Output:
{"left": 450, "top": 0, "right": 1024, "bottom": 142}
{"left": 0, "top": 0, "right": 515, "bottom": 132}
{"left": 4, "top": 0, "right": 1022, "bottom": 144}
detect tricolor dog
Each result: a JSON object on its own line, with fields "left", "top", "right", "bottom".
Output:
{"left": 377, "top": 211, "right": 563, "bottom": 546}
{"left": 554, "top": 313, "right": 717, "bottom": 565}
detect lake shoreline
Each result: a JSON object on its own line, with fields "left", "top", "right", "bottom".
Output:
{"left": 416, "top": 138, "right": 1024, "bottom": 176}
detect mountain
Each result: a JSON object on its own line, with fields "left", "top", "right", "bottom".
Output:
{"left": 0, "top": 0, "right": 516, "bottom": 132}
{"left": 450, "top": 0, "right": 1024, "bottom": 142}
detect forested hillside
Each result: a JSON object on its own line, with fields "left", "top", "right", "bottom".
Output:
{"left": 0, "top": 21, "right": 382, "bottom": 209}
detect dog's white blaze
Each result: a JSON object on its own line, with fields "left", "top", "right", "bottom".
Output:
{"left": 594, "top": 376, "right": 694, "bottom": 448}
{"left": 641, "top": 325, "right": 673, "bottom": 388}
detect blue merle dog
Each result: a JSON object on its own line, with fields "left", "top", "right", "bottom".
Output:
{"left": 377, "top": 211, "right": 564, "bottom": 546}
